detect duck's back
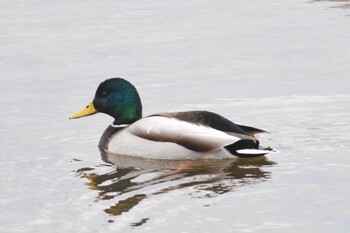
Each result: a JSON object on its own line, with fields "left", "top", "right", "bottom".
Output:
{"left": 151, "top": 111, "right": 266, "bottom": 137}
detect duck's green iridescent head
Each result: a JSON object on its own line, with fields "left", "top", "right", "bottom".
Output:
{"left": 70, "top": 78, "right": 142, "bottom": 125}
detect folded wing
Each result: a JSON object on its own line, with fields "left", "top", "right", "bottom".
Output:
{"left": 127, "top": 116, "right": 242, "bottom": 152}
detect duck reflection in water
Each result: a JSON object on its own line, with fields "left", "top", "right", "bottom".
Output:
{"left": 76, "top": 151, "right": 275, "bottom": 217}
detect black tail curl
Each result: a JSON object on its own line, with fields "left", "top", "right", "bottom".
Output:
{"left": 225, "top": 139, "right": 267, "bottom": 158}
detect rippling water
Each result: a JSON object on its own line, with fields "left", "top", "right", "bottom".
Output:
{"left": 80, "top": 154, "right": 274, "bottom": 215}
{"left": 1, "top": 0, "right": 350, "bottom": 232}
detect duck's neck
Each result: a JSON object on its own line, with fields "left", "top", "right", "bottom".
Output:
{"left": 112, "top": 101, "right": 142, "bottom": 125}
{"left": 113, "top": 111, "right": 141, "bottom": 125}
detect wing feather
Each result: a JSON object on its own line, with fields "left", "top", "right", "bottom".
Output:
{"left": 127, "top": 116, "right": 240, "bottom": 152}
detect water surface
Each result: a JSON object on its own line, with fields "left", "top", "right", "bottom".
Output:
{"left": 1, "top": 0, "right": 350, "bottom": 232}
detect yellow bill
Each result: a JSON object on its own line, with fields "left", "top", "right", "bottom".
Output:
{"left": 69, "top": 101, "right": 98, "bottom": 119}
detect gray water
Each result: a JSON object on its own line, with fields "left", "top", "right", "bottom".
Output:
{"left": 1, "top": 0, "right": 350, "bottom": 232}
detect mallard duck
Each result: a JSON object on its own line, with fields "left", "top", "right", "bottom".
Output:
{"left": 70, "top": 78, "right": 274, "bottom": 160}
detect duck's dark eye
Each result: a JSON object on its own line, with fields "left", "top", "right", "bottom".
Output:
{"left": 101, "top": 91, "right": 108, "bottom": 96}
